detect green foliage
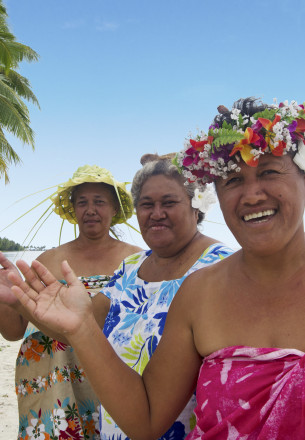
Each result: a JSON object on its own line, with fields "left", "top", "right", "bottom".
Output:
{"left": 298, "top": 110, "right": 305, "bottom": 120}
{"left": 221, "top": 120, "right": 233, "bottom": 129}
{"left": 0, "top": 0, "right": 40, "bottom": 183}
{"left": 238, "top": 113, "right": 244, "bottom": 126}
{"left": 252, "top": 108, "right": 277, "bottom": 121}
{"left": 171, "top": 154, "right": 182, "bottom": 173}
{"left": 0, "top": 236, "right": 24, "bottom": 250}
{"left": 210, "top": 128, "right": 244, "bottom": 148}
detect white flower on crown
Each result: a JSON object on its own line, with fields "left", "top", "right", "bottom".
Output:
{"left": 293, "top": 140, "right": 305, "bottom": 171}
{"left": 231, "top": 108, "right": 240, "bottom": 120}
{"left": 191, "top": 185, "right": 216, "bottom": 214}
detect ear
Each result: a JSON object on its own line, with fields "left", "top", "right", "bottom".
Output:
{"left": 194, "top": 208, "right": 199, "bottom": 223}
{"left": 112, "top": 205, "right": 119, "bottom": 217}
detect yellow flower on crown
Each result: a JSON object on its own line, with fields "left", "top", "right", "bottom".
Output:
{"left": 229, "top": 127, "right": 261, "bottom": 166}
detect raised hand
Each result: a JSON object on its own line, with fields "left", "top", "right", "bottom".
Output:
{"left": 9, "top": 259, "right": 93, "bottom": 337}
{"left": 0, "top": 251, "right": 21, "bottom": 305}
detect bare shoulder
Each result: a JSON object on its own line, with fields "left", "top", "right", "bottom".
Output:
{"left": 36, "top": 242, "right": 74, "bottom": 278}
{"left": 191, "top": 251, "right": 234, "bottom": 283}
{"left": 36, "top": 243, "right": 70, "bottom": 263}
{"left": 36, "top": 248, "right": 58, "bottom": 265}
{"left": 177, "top": 252, "right": 236, "bottom": 304}
{"left": 202, "top": 234, "right": 223, "bottom": 247}
{"left": 115, "top": 241, "right": 142, "bottom": 259}
{"left": 172, "top": 253, "right": 237, "bottom": 356}
{"left": 197, "top": 232, "right": 230, "bottom": 253}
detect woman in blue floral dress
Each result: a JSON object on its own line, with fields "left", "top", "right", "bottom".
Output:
{"left": 7, "top": 156, "right": 233, "bottom": 440}
{"left": 94, "top": 156, "right": 233, "bottom": 439}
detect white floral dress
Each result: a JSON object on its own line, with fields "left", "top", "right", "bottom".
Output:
{"left": 15, "top": 275, "right": 111, "bottom": 440}
{"left": 99, "top": 244, "right": 233, "bottom": 440}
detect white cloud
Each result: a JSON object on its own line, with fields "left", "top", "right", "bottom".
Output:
{"left": 96, "top": 21, "right": 119, "bottom": 32}
{"left": 62, "top": 19, "right": 85, "bottom": 30}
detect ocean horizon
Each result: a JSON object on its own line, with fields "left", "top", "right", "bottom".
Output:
{"left": 4, "top": 250, "right": 43, "bottom": 265}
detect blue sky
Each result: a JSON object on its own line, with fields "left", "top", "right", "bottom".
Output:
{"left": 1, "top": 0, "right": 305, "bottom": 250}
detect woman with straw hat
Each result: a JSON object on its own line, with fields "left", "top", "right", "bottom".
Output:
{"left": 0, "top": 164, "right": 141, "bottom": 440}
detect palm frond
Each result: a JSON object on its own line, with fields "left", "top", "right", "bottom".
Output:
{"left": 0, "top": 127, "right": 22, "bottom": 163}
{"left": 0, "top": 84, "right": 35, "bottom": 147}
{"left": 0, "top": 155, "right": 9, "bottom": 183}
{"left": 3, "top": 41, "right": 39, "bottom": 65}
{"left": 0, "top": 0, "right": 39, "bottom": 183}
{"left": 0, "top": 68, "right": 40, "bottom": 107}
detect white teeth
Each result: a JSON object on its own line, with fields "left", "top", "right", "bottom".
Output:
{"left": 244, "top": 209, "right": 275, "bottom": 222}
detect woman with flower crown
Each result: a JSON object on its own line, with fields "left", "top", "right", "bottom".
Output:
{"left": 8, "top": 95, "right": 305, "bottom": 439}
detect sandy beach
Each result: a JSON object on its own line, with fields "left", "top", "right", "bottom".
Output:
{"left": 0, "top": 252, "right": 43, "bottom": 439}
{"left": 0, "top": 334, "right": 20, "bottom": 440}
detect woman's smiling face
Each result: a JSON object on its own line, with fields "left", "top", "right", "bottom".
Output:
{"left": 136, "top": 175, "right": 198, "bottom": 256}
{"left": 215, "top": 154, "right": 305, "bottom": 256}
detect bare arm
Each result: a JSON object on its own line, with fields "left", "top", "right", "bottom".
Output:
{"left": 92, "top": 293, "right": 110, "bottom": 330}
{"left": 0, "top": 249, "right": 110, "bottom": 342}
{"left": 0, "top": 303, "right": 27, "bottom": 340}
{"left": 0, "top": 252, "right": 28, "bottom": 340}
{"left": 10, "top": 259, "right": 202, "bottom": 440}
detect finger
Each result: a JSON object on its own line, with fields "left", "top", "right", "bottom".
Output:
{"left": 11, "top": 285, "right": 38, "bottom": 315}
{"left": 9, "top": 271, "right": 40, "bottom": 302}
{"left": 61, "top": 260, "right": 82, "bottom": 287}
{"left": 16, "top": 259, "right": 58, "bottom": 293}
{"left": 16, "top": 260, "right": 46, "bottom": 293}
{"left": 31, "top": 260, "right": 59, "bottom": 286}
{"left": 0, "top": 252, "right": 17, "bottom": 272}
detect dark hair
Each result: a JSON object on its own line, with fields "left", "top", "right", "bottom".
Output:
{"left": 131, "top": 157, "right": 205, "bottom": 224}
{"left": 211, "top": 96, "right": 270, "bottom": 128}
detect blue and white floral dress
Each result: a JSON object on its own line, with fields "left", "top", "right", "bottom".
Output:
{"left": 100, "top": 243, "right": 233, "bottom": 440}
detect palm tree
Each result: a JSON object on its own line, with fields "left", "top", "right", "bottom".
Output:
{"left": 0, "top": 0, "right": 39, "bottom": 183}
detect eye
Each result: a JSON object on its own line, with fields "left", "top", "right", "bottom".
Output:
{"left": 139, "top": 202, "right": 153, "bottom": 208}
{"left": 224, "top": 176, "right": 241, "bottom": 186}
{"left": 163, "top": 200, "right": 177, "bottom": 207}
{"left": 260, "top": 169, "right": 279, "bottom": 177}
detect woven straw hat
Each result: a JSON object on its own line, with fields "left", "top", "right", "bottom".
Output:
{"left": 51, "top": 165, "right": 134, "bottom": 226}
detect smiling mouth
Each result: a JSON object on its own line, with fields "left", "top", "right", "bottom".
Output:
{"left": 150, "top": 224, "right": 168, "bottom": 230}
{"left": 243, "top": 209, "right": 276, "bottom": 222}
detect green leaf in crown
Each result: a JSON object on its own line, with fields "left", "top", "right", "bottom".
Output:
{"left": 252, "top": 108, "right": 278, "bottom": 121}
{"left": 211, "top": 129, "right": 244, "bottom": 148}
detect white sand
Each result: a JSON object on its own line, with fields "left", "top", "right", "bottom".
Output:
{"left": 0, "top": 251, "right": 43, "bottom": 439}
{"left": 0, "top": 334, "right": 20, "bottom": 440}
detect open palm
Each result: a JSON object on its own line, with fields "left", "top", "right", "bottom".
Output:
{"left": 9, "top": 259, "right": 93, "bottom": 336}
{"left": 0, "top": 251, "right": 21, "bottom": 305}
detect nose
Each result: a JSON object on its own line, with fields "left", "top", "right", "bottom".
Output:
{"left": 150, "top": 203, "right": 166, "bottom": 220}
{"left": 86, "top": 202, "right": 97, "bottom": 214}
{"left": 240, "top": 179, "right": 267, "bottom": 206}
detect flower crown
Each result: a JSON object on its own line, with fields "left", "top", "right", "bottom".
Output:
{"left": 174, "top": 99, "right": 305, "bottom": 187}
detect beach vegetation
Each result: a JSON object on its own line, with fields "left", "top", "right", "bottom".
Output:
{"left": 0, "top": 0, "right": 40, "bottom": 183}
{"left": 0, "top": 236, "right": 24, "bottom": 251}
